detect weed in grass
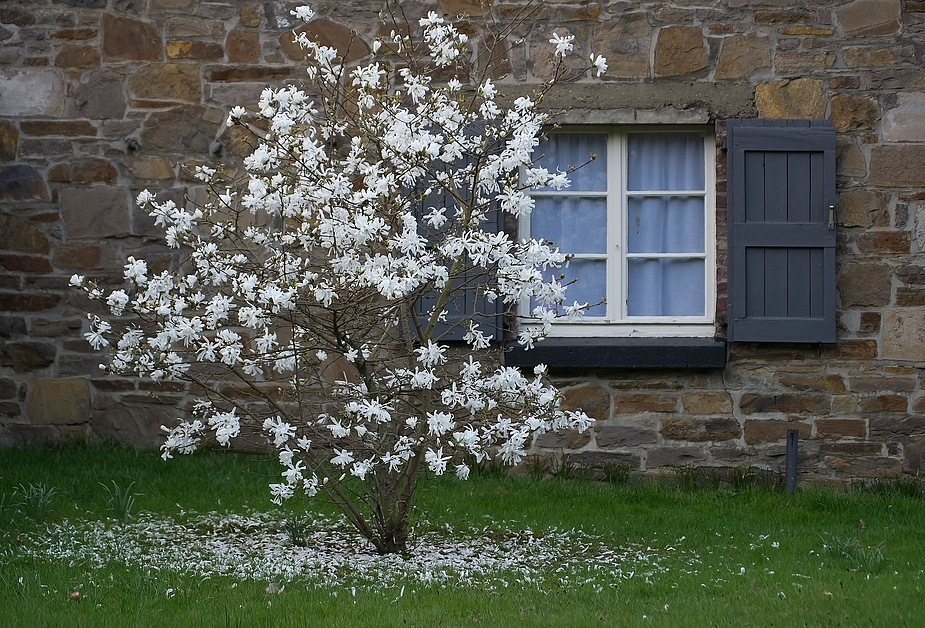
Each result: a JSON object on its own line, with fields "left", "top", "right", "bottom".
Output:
{"left": 601, "top": 463, "right": 632, "bottom": 486}
{"left": 0, "top": 492, "right": 22, "bottom": 522}
{"left": 852, "top": 475, "right": 924, "bottom": 499}
{"left": 13, "top": 483, "right": 58, "bottom": 521}
{"left": 821, "top": 533, "right": 886, "bottom": 574}
{"left": 673, "top": 466, "right": 700, "bottom": 492}
{"left": 100, "top": 480, "right": 139, "bottom": 522}
{"left": 552, "top": 454, "right": 578, "bottom": 480}
{"left": 284, "top": 515, "right": 311, "bottom": 547}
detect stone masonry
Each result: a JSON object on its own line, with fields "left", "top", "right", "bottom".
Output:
{"left": 2, "top": 0, "right": 925, "bottom": 482}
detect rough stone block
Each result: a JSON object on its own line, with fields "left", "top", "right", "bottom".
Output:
{"left": 596, "top": 425, "right": 658, "bottom": 447}
{"left": 858, "top": 395, "right": 907, "bottom": 413}
{"left": 73, "top": 71, "right": 126, "bottom": 119}
{"left": 843, "top": 46, "right": 907, "bottom": 68}
{"left": 206, "top": 65, "right": 292, "bottom": 82}
{"left": 280, "top": 20, "right": 370, "bottom": 63}
{"left": 778, "top": 373, "right": 846, "bottom": 393}
{"left": 902, "top": 440, "right": 925, "bottom": 473}
{"left": 739, "top": 393, "right": 829, "bottom": 415}
{"left": 838, "top": 262, "right": 891, "bottom": 307}
{"left": 0, "top": 293, "right": 61, "bottom": 312}
{"left": 102, "top": 14, "right": 162, "bottom": 61}
{"left": 226, "top": 30, "right": 260, "bottom": 62}
{"left": 534, "top": 428, "right": 592, "bottom": 450}
{"left": 129, "top": 64, "right": 201, "bottom": 102}
{"left": 815, "top": 418, "right": 866, "bottom": 438}
{"left": 0, "top": 164, "right": 48, "bottom": 201}
{"left": 54, "top": 44, "right": 100, "bottom": 68}
{"left": 613, "top": 393, "right": 678, "bottom": 414}
{"left": 681, "top": 392, "right": 733, "bottom": 414}
{"left": 660, "top": 417, "right": 740, "bottom": 442}
{"left": 883, "top": 92, "right": 925, "bottom": 142}
{"left": 0, "top": 120, "right": 16, "bottom": 161}
{"left": 715, "top": 33, "right": 770, "bottom": 79}
{"left": 30, "top": 318, "right": 83, "bottom": 337}
{"left": 573, "top": 450, "right": 641, "bottom": 471}
{"left": 744, "top": 419, "right": 811, "bottom": 444}
{"left": 60, "top": 186, "right": 130, "bottom": 239}
{"left": 71, "top": 159, "right": 117, "bottom": 184}
{"left": 53, "top": 244, "right": 102, "bottom": 270}
{"left": 830, "top": 93, "right": 880, "bottom": 132}
{"left": 592, "top": 14, "right": 651, "bottom": 80}
{"left": 835, "top": 0, "right": 902, "bottom": 37}
{"left": 240, "top": 5, "right": 261, "bottom": 27}
{"left": 141, "top": 105, "right": 221, "bottom": 153}
{"left": 560, "top": 384, "right": 610, "bottom": 420}
{"left": 26, "top": 378, "right": 90, "bottom": 425}
{"left": 0, "top": 342, "right": 56, "bottom": 373}
{"left": 0, "top": 214, "right": 50, "bottom": 253}
{"left": 774, "top": 51, "right": 835, "bottom": 74}
{"left": 654, "top": 26, "right": 707, "bottom": 77}
{"left": 166, "top": 40, "right": 224, "bottom": 60}
{"left": 838, "top": 190, "right": 885, "bottom": 228}
{"left": 825, "top": 456, "right": 901, "bottom": 478}
{"left": 90, "top": 394, "right": 175, "bottom": 447}
{"left": 755, "top": 78, "right": 825, "bottom": 119}
{"left": 836, "top": 138, "right": 866, "bottom": 177}
{"left": 126, "top": 154, "right": 175, "bottom": 180}
{"left": 0, "top": 254, "right": 53, "bottom": 273}
{"left": 0, "top": 70, "right": 65, "bottom": 116}
{"left": 646, "top": 446, "right": 707, "bottom": 468}
{"left": 870, "top": 416, "right": 925, "bottom": 439}
{"left": 869, "top": 146, "right": 925, "bottom": 187}
{"left": 820, "top": 339, "right": 878, "bottom": 360}
{"left": 849, "top": 377, "right": 915, "bottom": 393}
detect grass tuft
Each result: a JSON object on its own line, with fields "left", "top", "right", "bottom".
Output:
{"left": 13, "top": 483, "right": 58, "bottom": 521}
{"left": 821, "top": 533, "right": 887, "bottom": 574}
{"left": 100, "top": 480, "right": 139, "bottom": 522}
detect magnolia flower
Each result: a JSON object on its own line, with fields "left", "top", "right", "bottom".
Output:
{"left": 549, "top": 32, "right": 574, "bottom": 58}
{"left": 590, "top": 53, "right": 608, "bottom": 77}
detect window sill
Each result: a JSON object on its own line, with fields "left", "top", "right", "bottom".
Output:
{"left": 504, "top": 337, "right": 727, "bottom": 369}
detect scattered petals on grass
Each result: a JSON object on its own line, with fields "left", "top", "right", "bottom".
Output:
{"left": 16, "top": 511, "right": 693, "bottom": 592}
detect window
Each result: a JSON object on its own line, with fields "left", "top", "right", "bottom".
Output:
{"left": 521, "top": 127, "right": 716, "bottom": 337}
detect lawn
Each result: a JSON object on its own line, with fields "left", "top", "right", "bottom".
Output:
{"left": 1, "top": 445, "right": 923, "bottom": 627}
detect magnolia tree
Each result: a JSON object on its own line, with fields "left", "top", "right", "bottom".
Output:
{"left": 74, "top": 4, "right": 608, "bottom": 554}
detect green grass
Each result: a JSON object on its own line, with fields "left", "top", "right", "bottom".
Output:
{"left": 1, "top": 444, "right": 924, "bottom": 627}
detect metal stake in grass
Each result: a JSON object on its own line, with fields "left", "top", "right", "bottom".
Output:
{"left": 785, "top": 429, "right": 799, "bottom": 495}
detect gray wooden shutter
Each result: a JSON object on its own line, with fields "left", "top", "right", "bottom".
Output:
{"left": 727, "top": 119, "right": 836, "bottom": 343}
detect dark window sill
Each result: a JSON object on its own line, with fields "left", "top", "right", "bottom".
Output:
{"left": 504, "top": 337, "right": 727, "bottom": 369}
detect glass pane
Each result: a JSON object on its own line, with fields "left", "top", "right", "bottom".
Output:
{"left": 534, "top": 133, "right": 608, "bottom": 191}
{"left": 531, "top": 258, "right": 607, "bottom": 318}
{"left": 627, "top": 258, "right": 705, "bottom": 316}
{"left": 532, "top": 197, "right": 607, "bottom": 254}
{"left": 627, "top": 196, "right": 704, "bottom": 253}
{"left": 627, "top": 133, "right": 704, "bottom": 191}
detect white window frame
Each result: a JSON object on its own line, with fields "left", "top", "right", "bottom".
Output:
{"left": 520, "top": 125, "right": 716, "bottom": 338}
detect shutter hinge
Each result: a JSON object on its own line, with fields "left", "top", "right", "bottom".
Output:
{"left": 827, "top": 205, "right": 835, "bottom": 230}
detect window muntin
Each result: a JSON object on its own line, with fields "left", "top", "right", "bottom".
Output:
{"left": 523, "top": 127, "right": 716, "bottom": 337}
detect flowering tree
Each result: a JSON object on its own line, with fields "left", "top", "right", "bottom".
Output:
{"left": 74, "top": 4, "right": 607, "bottom": 554}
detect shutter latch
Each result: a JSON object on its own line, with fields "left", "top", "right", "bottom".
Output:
{"left": 827, "top": 205, "right": 835, "bottom": 230}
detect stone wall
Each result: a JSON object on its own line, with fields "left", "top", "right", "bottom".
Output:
{"left": 1, "top": 0, "right": 924, "bottom": 482}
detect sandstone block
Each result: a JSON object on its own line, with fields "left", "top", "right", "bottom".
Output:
{"left": 867, "top": 69, "right": 925, "bottom": 90}
{"left": 838, "top": 262, "right": 891, "bottom": 308}
{"left": 815, "top": 418, "right": 866, "bottom": 438}
{"left": 73, "top": 71, "right": 126, "bottom": 119}
{"left": 0, "top": 121, "right": 16, "bottom": 161}
{"left": 859, "top": 312, "right": 881, "bottom": 333}
{"left": 681, "top": 392, "right": 733, "bottom": 414}
{"left": 53, "top": 244, "right": 102, "bottom": 270}
{"left": 0, "top": 214, "right": 49, "bottom": 254}
{"left": 27, "top": 378, "right": 90, "bottom": 425}
{"left": 0, "top": 379, "right": 17, "bottom": 399}
{"left": 835, "top": 0, "right": 902, "bottom": 37}
{"left": 850, "top": 376, "right": 915, "bottom": 393}
{"left": 715, "top": 33, "right": 770, "bottom": 80}
{"left": 54, "top": 45, "right": 99, "bottom": 68}
{"left": 0, "top": 6, "right": 36, "bottom": 27}
{"left": 744, "top": 419, "right": 811, "bottom": 444}
{"left": 0, "top": 342, "right": 56, "bottom": 373}
{"left": 883, "top": 93, "right": 925, "bottom": 142}
{"left": 60, "top": 186, "right": 130, "bottom": 239}
{"left": 597, "top": 425, "right": 658, "bottom": 447}
{"left": 836, "top": 139, "right": 866, "bottom": 178}
{"left": 838, "top": 190, "right": 885, "bottom": 228}
{"left": 755, "top": 78, "right": 825, "bottom": 119}
{"left": 71, "top": 159, "right": 117, "bottom": 184}
{"left": 166, "top": 40, "right": 225, "bottom": 60}
{"left": 856, "top": 231, "right": 910, "bottom": 254}
{"left": 897, "top": 265, "right": 925, "bottom": 284}
{"left": 592, "top": 14, "right": 651, "bottom": 80}
{"left": 130, "top": 64, "right": 201, "bottom": 102}
{"left": 560, "top": 384, "right": 610, "bottom": 419}
{"left": 20, "top": 120, "right": 96, "bottom": 136}
{"left": 126, "top": 154, "right": 175, "bottom": 179}
{"left": 858, "top": 395, "right": 907, "bottom": 413}
{"left": 280, "top": 20, "right": 369, "bottom": 63}
{"left": 531, "top": 26, "right": 586, "bottom": 81}
{"left": 903, "top": 440, "right": 925, "bottom": 473}
{"left": 574, "top": 450, "right": 641, "bottom": 471}
{"left": 654, "top": 26, "right": 707, "bottom": 77}
{"left": 206, "top": 65, "right": 292, "bottom": 82}
{"left": 820, "top": 339, "right": 878, "bottom": 360}
{"left": 31, "top": 318, "right": 83, "bottom": 337}
{"left": 660, "top": 417, "right": 740, "bottom": 442}
{"left": 102, "top": 14, "right": 162, "bottom": 61}
{"left": 226, "top": 30, "right": 260, "bottom": 62}
{"left": 646, "top": 446, "right": 707, "bottom": 468}
{"left": 843, "top": 46, "right": 907, "bottom": 68}
{"left": 438, "top": 0, "right": 492, "bottom": 16}
{"left": 775, "top": 51, "right": 836, "bottom": 74}
{"left": 739, "top": 393, "right": 829, "bottom": 415}
{"left": 613, "top": 393, "right": 678, "bottom": 414}
{"left": 0, "top": 293, "right": 60, "bottom": 312}
{"left": 240, "top": 5, "right": 261, "bottom": 28}
{"left": 825, "top": 456, "right": 901, "bottom": 478}
{"left": 778, "top": 373, "right": 847, "bottom": 393}
{"left": 870, "top": 146, "right": 925, "bottom": 188}
{"left": 90, "top": 394, "right": 174, "bottom": 447}
{"left": 0, "top": 254, "right": 52, "bottom": 273}
{"left": 897, "top": 289, "right": 925, "bottom": 307}
{"left": 141, "top": 105, "right": 221, "bottom": 153}
{"left": 0, "top": 70, "right": 65, "bottom": 116}
{"left": 870, "top": 416, "right": 925, "bottom": 439}
{"left": 0, "top": 164, "right": 47, "bottom": 202}
{"left": 51, "top": 28, "right": 97, "bottom": 40}
{"left": 534, "top": 428, "right": 592, "bottom": 450}
{"left": 830, "top": 93, "right": 880, "bottom": 133}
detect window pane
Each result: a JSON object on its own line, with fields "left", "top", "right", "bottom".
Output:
{"left": 627, "top": 258, "right": 705, "bottom": 316}
{"left": 535, "top": 134, "right": 608, "bottom": 191}
{"left": 532, "top": 258, "right": 607, "bottom": 317}
{"left": 627, "top": 196, "right": 705, "bottom": 253}
{"left": 627, "top": 133, "right": 704, "bottom": 191}
{"left": 532, "top": 196, "right": 607, "bottom": 254}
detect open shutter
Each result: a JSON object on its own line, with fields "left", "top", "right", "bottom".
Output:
{"left": 727, "top": 119, "right": 836, "bottom": 343}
